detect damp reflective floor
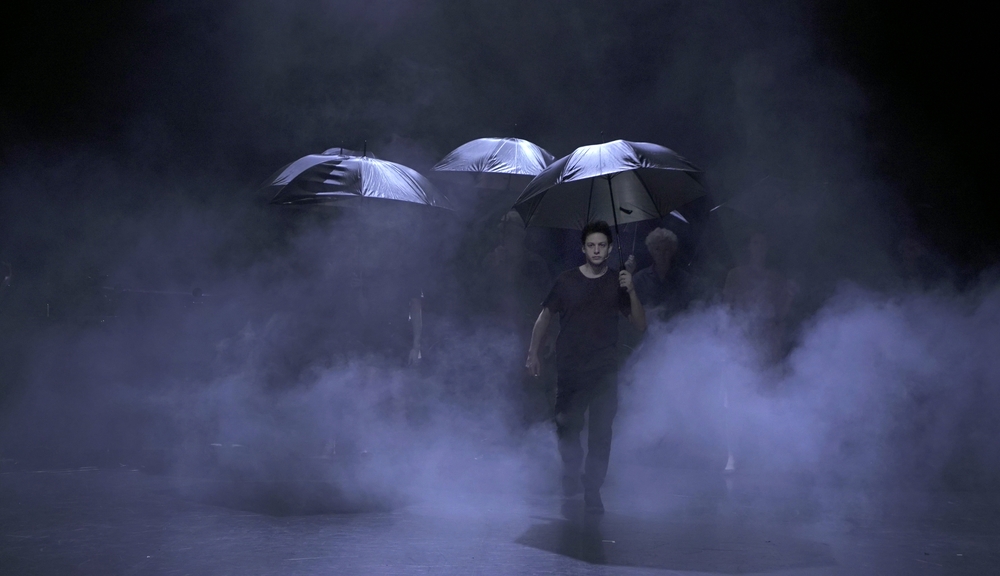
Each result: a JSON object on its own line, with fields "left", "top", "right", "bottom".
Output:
{"left": 1, "top": 459, "right": 996, "bottom": 575}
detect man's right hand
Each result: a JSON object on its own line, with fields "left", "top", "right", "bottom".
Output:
{"left": 525, "top": 353, "right": 541, "bottom": 377}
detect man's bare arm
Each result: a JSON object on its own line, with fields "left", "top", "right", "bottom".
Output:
{"left": 525, "top": 308, "right": 552, "bottom": 376}
{"left": 619, "top": 270, "right": 646, "bottom": 333}
{"left": 628, "top": 288, "right": 646, "bottom": 332}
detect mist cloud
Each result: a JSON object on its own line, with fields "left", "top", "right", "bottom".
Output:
{"left": 617, "top": 281, "right": 1000, "bottom": 495}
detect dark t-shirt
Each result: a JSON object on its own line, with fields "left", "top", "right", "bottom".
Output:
{"left": 542, "top": 267, "right": 631, "bottom": 375}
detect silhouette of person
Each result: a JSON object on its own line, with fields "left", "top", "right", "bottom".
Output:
{"left": 721, "top": 231, "right": 797, "bottom": 472}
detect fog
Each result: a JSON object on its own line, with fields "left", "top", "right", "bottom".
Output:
{"left": 1, "top": 0, "right": 996, "bottom": 520}
{"left": 618, "top": 284, "right": 1000, "bottom": 492}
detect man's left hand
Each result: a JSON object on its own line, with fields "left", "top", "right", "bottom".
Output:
{"left": 408, "top": 347, "right": 422, "bottom": 366}
{"left": 619, "top": 270, "right": 635, "bottom": 294}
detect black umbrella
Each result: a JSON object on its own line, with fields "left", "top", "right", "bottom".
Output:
{"left": 264, "top": 153, "right": 451, "bottom": 210}
{"left": 430, "top": 137, "right": 554, "bottom": 217}
{"left": 513, "top": 140, "right": 705, "bottom": 267}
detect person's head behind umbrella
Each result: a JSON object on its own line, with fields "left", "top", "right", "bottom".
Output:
{"left": 580, "top": 221, "right": 614, "bottom": 269}
{"left": 646, "top": 228, "right": 679, "bottom": 268}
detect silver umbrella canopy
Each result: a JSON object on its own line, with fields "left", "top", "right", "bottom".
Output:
{"left": 265, "top": 154, "right": 451, "bottom": 210}
{"left": 430, "top": 137, "right": 554, "bottom": 216}
{"left": 431, "top": 137, "right": 554, "bottom": 188}
{"left": 513, "top": 140, "right": 704, "bottom": 231}
{"left": 261, "top": 148, "right": 377, "bottom": 197}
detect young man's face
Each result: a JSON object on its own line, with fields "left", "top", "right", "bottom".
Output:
{"left": 582, "top": 232, "right": 611, "bottom": 267}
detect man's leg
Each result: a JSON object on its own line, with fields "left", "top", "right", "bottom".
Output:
{"left": 583, "top": 372, "right": 618, "bottom": 512}
{"left": 554, "top": 375, "right": 587, "bottom": 497}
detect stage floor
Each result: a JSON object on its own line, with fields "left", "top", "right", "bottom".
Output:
{"left": 1, "top": 459, "right": 996, "bottom": 575}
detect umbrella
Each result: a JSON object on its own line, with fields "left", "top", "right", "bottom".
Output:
{"left": 432, "top": 137, "right": 554, "bottom": 187}
{"left": 430, "top": 137, "right": 555, "bottom": 217}
{"left": 260, "top": 147, "right": 377, "bottom": 201}
{"left": 264, "top": 154, "right": 451, "bottom": 210}
{"left": 513, "top": 139, "right": 705, "bottom": 267}
{"left": 262, "top": 150, "right": 456, "bottom": 365}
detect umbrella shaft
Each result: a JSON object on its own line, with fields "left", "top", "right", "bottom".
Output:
{"left": 607, "top": 176, "right": 624, "bottom": 270}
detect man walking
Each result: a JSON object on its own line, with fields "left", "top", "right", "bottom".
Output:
{"left": 525, "top": 221, "right": 646, "bottom": 513}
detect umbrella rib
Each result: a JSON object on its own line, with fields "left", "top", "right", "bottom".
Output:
{"left": 607, "top": 175, "right": 624, "bottom": 269}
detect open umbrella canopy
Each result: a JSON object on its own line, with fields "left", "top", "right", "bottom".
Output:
{"left": 431, "top": 137, "right": 554, "bottom": 190}
{"left": 513, "top": 140, "right": 705, "bottom": 230}
{"left": 265, "top": 154, "right": 451, "bottom": 210}
{"left": 430, "top": 137, "right": 555, "bottom": 221}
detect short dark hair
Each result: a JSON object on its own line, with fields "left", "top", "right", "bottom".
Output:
{"left": 581, "top": 221, "right": 613, "bottom": 245}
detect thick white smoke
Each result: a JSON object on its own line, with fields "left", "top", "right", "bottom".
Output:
{"left": 616, "top": 281, "right": 1000, "bottom": 494}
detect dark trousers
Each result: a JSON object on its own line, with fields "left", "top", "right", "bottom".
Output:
{"left": 555, "top": 369, "right": 618, "bottom": 493}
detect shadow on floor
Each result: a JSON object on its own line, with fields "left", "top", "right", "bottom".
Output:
{"left": 516, "top": 500, "right": 837, "bottom": 573}
{"left": 176, "top": 478, "right": 403, "bottom": 516}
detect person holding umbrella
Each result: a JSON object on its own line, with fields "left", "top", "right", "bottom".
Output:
{"left": 263, "top": 147, "right": 452, "bottom": 367}
{"left": 721, "top": 231, "right": 798, "bottom": 473}
{"left": 525, "top": 220, "right": 646, "bottom": 514}
{"left": 514, "top": 139, "right": 704, "bottom": 513}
